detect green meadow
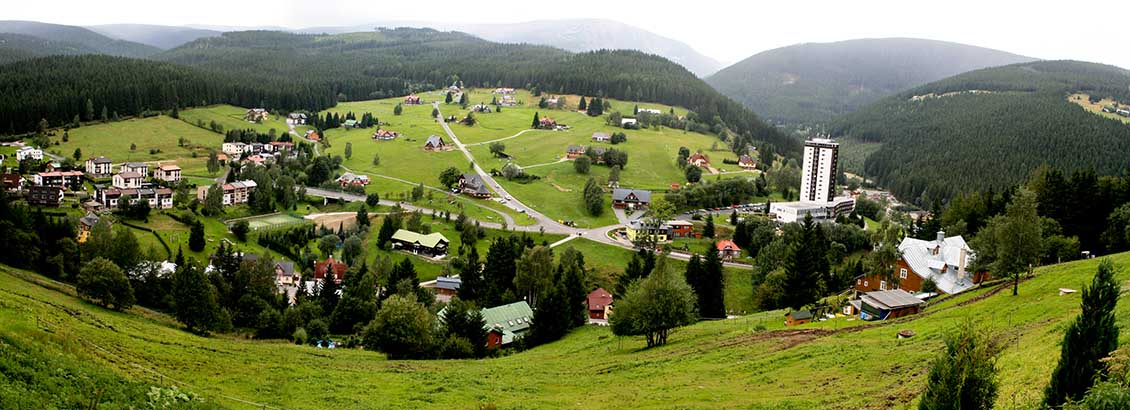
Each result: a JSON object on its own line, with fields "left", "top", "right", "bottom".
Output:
{"left": 45, "top": 115, "right": 222, "bottom": 176}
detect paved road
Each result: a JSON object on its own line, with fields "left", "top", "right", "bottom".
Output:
{"left": 338, "top": 164, "right": 521, "bottom": 228}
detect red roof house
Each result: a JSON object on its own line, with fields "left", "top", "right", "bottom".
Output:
{"left": 716, "top": 240, "right": 741, "bottom": 262}
{"left": 313, "top": 257, "right": 346, "bottom": 284}
{"left": 585, "top": 288, "right": 614, "bottom": 320}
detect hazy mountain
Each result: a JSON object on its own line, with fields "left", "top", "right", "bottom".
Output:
{"left": 296, "top": 19, "right": 723, "bottom": 77}
{"left": 87, "top": 24, "right": 221, "bottom": 49}
{"left": 0, "top": 32, "right": 99, "bottom": 65}
{"left": 0, "top": 20, "right": 160, "bottom": 58}
{"left": 707, "top": 38, "right": 1036, "bottom": 124}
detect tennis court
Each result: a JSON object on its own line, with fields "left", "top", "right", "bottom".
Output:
{"left": 238, "top": 213, "right": 308, "bottom": 230}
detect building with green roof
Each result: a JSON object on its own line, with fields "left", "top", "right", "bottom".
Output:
{"left": 390, "top": 229, "right": 450, "bottom": 257}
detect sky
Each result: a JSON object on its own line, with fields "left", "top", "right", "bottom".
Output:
{"left": 8, "top": 0, "right": 1130, "bottom": 69}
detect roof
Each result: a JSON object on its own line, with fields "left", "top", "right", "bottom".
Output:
{"left": 787, "top": 310, "right": 813, "bottom": 320}
{"left": 275, "top": 261, "right": 296, "bottom": 276}
{"left": 435, "top": 276, "right": 462, "bottom": 290}
{"left": 460, "top": 174, "right": 490, "bottom": 195}
{"left": 739, "top": 154, "right": 756, "bottom": 164}
{"left": 314, "top": 257, "right": 346, "bottom": 281}
{"left": 566, "top": 144, "right": 586, "bottom": 153}
{"left": 861, "top": 290, "right": 925, "bottom": 310}
{"left": 612, "top": 188, "right": 651, "bottom": 203}
{"left": 116, "top": 171, "right": 143, "bottom": 179}
{"left": 898, "top": 234, "right": 977, "bottom": 294}
{"left": 391, "top": 229, "right": 449, "bottom": 248}
{"left": 481, "top": 301, "right": 534, "bottom": 344}
{"left": 592, "top": 132, "right": 610, "bottom": 140}
{"left": 125, "top": 162, "right": 147, "bottom": 168}
{"left": 586, "top": 288, "right": 613, "bottom": 311}
{"left": 716, "top": 240, "right": 741, "bottom": 252}
{"left": 425, "top": 135, "right": 444, "bottom": 147}
{"left": 158, "top": 165, "right": 181, "bottom": 171}
{"left": 79, "top": 212, "right": 100, "bottom": 227}
{"left": 88, "top": 156, "right": 112, "bottom": 164}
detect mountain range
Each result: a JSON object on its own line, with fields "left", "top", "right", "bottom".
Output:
{"left": 706, "top": 38, "right": 1036, "bottom": 125}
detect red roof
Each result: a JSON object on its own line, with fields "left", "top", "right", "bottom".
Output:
{"left": 314, "top": 257, "right": 346, "bottom": 283}
{"left": 586, "top": 288, "right": 613, "bottom": 311}
{"left": 716, "top": 240, "right": 741, "bottom": 252}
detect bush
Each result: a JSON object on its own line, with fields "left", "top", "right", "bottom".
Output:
{"left": 361, "top": 294, "right": 435, "bottom": 359}
{"left": 292, "top": 327, "right": 308, "bottom": 345}
{"left": 231, "top": 220, "right": 250, "bottom": 242}
{"left": 76, "top": 257, "right": 135, "bottom": 311}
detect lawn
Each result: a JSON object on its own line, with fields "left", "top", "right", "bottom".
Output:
{"left": 179, "top": 104, "right": 308, "bottom": 137}
{"left": 45, "top": 115, "right": 223, "bottom": 170}
{"left": 5, "top": 252, "right": 1127, "bottom": 408}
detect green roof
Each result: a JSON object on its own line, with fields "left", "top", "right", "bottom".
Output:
{"left": 482, "top": 301, "right": 533, "bottom": 343}
{"left": 391, "top": 229, "right": 449, "bottom": 248}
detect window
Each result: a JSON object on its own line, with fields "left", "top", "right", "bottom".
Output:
{"left": 507, "top": 320, "right": 514, "bottom": 326}
{"left": 863, "top": 280, "right": 869, "bottom": 287}
{"left": 880, "top": 281, "right": 887, "bottom": 290}
{"left": 900, "top": 268, "right": 908, "bottom": 279}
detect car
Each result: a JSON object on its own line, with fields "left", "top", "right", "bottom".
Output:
{"left": 505, "top": 196, "right": 512, "bottom": 200}
{"left": 576, "top": 231, "right": 584, "bottom": 236}
{"left": 517, "top": 209, "right": 526, "bottom": 213}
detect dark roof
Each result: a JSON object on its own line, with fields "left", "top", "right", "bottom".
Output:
{"left": 787, "top": 310, "right": 813, "bottom": 320}
{"left": 861, "top": 290, "right": 925, "bottom": 310}
{"left": 425, "top": 135, "right": 444, "bottom": 147}
{"left": 275, "top": 261, "right": 295, "bottom": 276}
{"left": 612, "top": 188, "right": 651, "bottom": 203}
{"left": 435, "top": 276, "right": 462, "bottom": 290}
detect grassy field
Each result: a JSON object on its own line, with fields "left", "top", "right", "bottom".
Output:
{"left": 179, "top": 104, "right": 309, "bottom": 137}
{"left": 3, "top": 252, "right": 1129, "bottom": 409}
{"left": 43, "top": 115, "right": 223, "bottom": 175}
{"left": 1069, "top": 93, "right": 1130, "bottom": 125}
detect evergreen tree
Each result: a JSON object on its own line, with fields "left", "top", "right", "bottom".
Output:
{"left": 440, "top": 297, "right": 488, "bottom": 358}
{"left": 783, "top": 214, "right": 829, "bottom": 309}
{"left": 579, "top": 96, "right": 587, "bottom": 111}
{"left": 699, "top": 245, "right": 726, "bottom": 318}
{"left": 1044, "top": 258, "right": 1121, "bottom": 407}
{"left": 188, "top": 221, "right": 206, "bottom": 252}
{"left": 918, "top": 321, "right": 1000, "bottom": 410}
{"left": 527, "top": 273, "right": 570, "bottom": 346}
{"left": 332, "top": 263, "right": 378, "bottom": 334}
{"left": 445, "top": 92, "right": 453, "bottom": 104}
{"left": 583, "top": 177, "right": 604, "bottom": 216}
{"left": 376, "top": 211, "right": 402, "bottom": 249}
{"left": 173, "top": 261, "right": 230, "bottom": 335}
{"left": 703, "top": 216, "right": 715, "bottom": 238}
{"left": 457, "top": 247, "right": 483, "bottom": 302}
{"left": 532, "top": 112, "right": 540, "bottom": 128}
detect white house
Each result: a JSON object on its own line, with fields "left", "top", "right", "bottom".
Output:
{"left": 15, "top": 146, "right": 43, "bottom": 161}
{"left": 112, "top": 171, "right": 144, "bottom": 189}
{"left": 154, "top": 165, "right": 182, "bottom": 182}
{"left": 121, "top": 162, "right": 149, "bottom": 176}
{"left": 222, "top": 142, "right": 249, "bottom": 157}
{"left": 84, "top": 156, "right": 113, "bottom": 176}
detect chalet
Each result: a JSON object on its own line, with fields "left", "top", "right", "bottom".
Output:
{"left": 638, "top": 108, "right": 662, "bottom": 115}
{"left": 423, "top": 135, "right": 447, "bottom": 151}
{"left": 499, "top": 95, "right": 517, "bottom": 106}
{"left": 121, "top": 162, "right": 149, "bottom": 176}
{"left": 77, "top": 212, "right": 101, "bottom": 243}
{"left": 196, "top": 180, "right": 257, "bottom": 206}
{"left": 481, "top": 301, "right": 533, "bottom": 348}
{"left": 390, "top": 229, "right": 450, "bottom": 257}
{"left": 15, "top": 146, "right": 43, "bottom": 161}
{"left": 404, "top": 95, "right": 422, "bottom": 105}
{"left": 33, "top": 171, "right": 84, "bottom": 189}
{"left": 372, "top": 129, "right": 399, "bottom": 140}
{"left": 668, "top": 220, "right": 695, "bottom": 238}
{"left": 472, "top": 103, "right": 493, "bottom": 113}
{"left": 738, "top": 154, "right": 757, "bottom": 169}
{"left": 586, "top": 288, "right": 613, "bottom": 321}
{"left": 785, "top": 310, "right": 813, "bottom": 326}
{"left": 859, "top": 289, "right": 925, "bottom": 321}
{"left": 336, "top": 172, "right": 370, "bottom": 187}
{"left": 611, "top": 188, "right": 651, "bottom": 209}
{"left": 620, "top": 118, "right": 638, "bottom": 127}
{"left": 343, "top": 119, "right": 358, "bottom": 128}
{"left": 687, "top": 152, "right": 710, "bottom": 167}
{"left": 85, "top": 156, "right": 113, "bottom": 177}
{"left": 222, "top": 142, "right": 249, "bottom": 157}
{"left": 545, "top": 97, "right": 560, "bottom": 107}
{"left": 245, "top": 108, "right": 269, "bottom": 122}
{"left": 591, "top": 132, "right": 610, "bottom": 143}
{"left": 313, "top": 257, "right": 346, "bottom": 285}
{"left": 274, "top": 261, "right": 297, "bottom": 286}
{"left": 854, "top": 232, "right": 983, "bottom": 295}
{"left": 493, "top": 87, "right": 515, "bottom": 94}
{"left": 1, "top": 174, "right": 24, "bottom": 193}
{"left": 538, "top": 117, "right": 557, "bottom": 129}
{"left": 589, "top": 147, "right": 607, "bottom": 164}
{"left": 565, "top": 145, "right": 587, "bottom": 158}
{"left": 426, "top": 276, "right": 462, "bottom": 303}
{"left": 112, "top": 171, "right": 144, "bottom": 189}
{"left": 626, "top": 219, "right": 670, "bottom": 242}
{"left": 27, "top": 185, "right": 64, "bottom": 207}
{"left": 304, "top": 130, "right": 321, "bottom": 142}
{"left": 716, "top": 240, "right": 742, "bottom": 262}
{"left": 287, "top": 112, "right": 307, "bottom": 125}
{"left": 458, "top": 173, "right": 491, "bottom": 198}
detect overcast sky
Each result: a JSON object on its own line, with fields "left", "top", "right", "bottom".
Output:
{"left": 10, "top": 0, "right": 1129, "bottom": 69}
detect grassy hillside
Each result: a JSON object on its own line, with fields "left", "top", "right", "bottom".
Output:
{"left": 706, "top": 38, "right": 1034, "bottom": 125}
{"left": 0, "top": 20, "right": 159, "bottom": 58}
{"left": 2, "top": 252, "right": 1129, "bottom": 408}
{"left": 830, "top": 60, "right": 1130, "bottom": 204}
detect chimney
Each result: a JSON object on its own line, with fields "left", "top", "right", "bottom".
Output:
{"left": 958, "top": 247, "right": 968, "bottom": 279}
{"left": 936, "top": 231, "right": 946, "bottom": 244}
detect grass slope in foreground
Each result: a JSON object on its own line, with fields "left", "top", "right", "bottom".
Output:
{"left": 3, "top": 253, "right": 1130, "bottom": 409}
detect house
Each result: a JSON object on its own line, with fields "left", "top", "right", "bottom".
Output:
{"left": 565, "top": 145, "right": 587, "bottom": 159}
{"left": 586, "top": 288, "right": 613, "bottom": 321}
{"left": 545, "top": 97, "right": 559, "bottom": 107}
{"left": 77, "top": 212, "right": 100, "bottom": 243}
{"left": 621, "top": 118, "right": 638, "bottom": 127}
{"left": 245, "top": 108, "right": 269, "bottom": 122}
{"left": 27, "top": 185, "right": 64, "bottom": 207}
{"left": 859, "top": 289, "right": 925, "bottom": 321}
{"left": 222, "top": 142, "right": 248, "bottom": 157}
{"left": 458, "top": 173, "right": 491, "bottom": 198}
{"left": 154, "top": 165, "right": 182, "bottom": 182}
{"left": 626, "top": 219, "right": 670, "bottom": 243}
{"left": 313, "top": 257, "right": 346, "bottom": 284}
{"left": 269, "top": 141, "right": 294, "bottom": 151}
{"left": 112, "top": 171, "right": 144, "bottom": 189}
{"left": 96, "top": 187, "right": 174, "bottom": 209}
{"left": 1, "top": 174, "right": 24, "bottom": 193}
{"left": 195, "top": 180, "right": 257, "bottom": 206}
{"left": 638, "top": 108, "right": 662, "bottom": 115}
{"left": 244, "top": 155, "right": 266, "bottom": 166}
{"left": 591, "top": 132, "right": 610, "bottom": 143}
{"left": 687, "top": 152, "right": 710, "bottom": 168}
{"left": 249, "top": 143, "right": 267, "bottom": 154}
{"left": 481, "top": 301, "right": 533, "bottom": 348}
{"left": 274, "top": 261, "right": 297, "bottom": 286}
{"left": 716, "top": 240, "right": 741, "bottom": 262}
{"left": 611, "top": 188, "right": 651, "bottom": 209}
{"left": 499, "top": 95, "right": 517, "bottom": 107}
{"left": 471, "top": 103, "right": 493, "bottom": 113}
{"left": 15, "top": 146, "right": 43, "bottom": 161}
{"left": 404, "top": 95, "right": 422, "bottom": 105}
{"left": 121, "top": 162, "right": 148, "bottom": 176}
{"left": 343, "top": 119, "right": 358, "bottom": 128}
{"left": 336, "top": 172, "right": 370, "bottom": 187}
{"left": 668, "top": 220, "right": 695, "bottom": 238}
{"left": 738, "top": 154, "right": 757, "bottom": 170}
{"left": 493, "top": 88, "right": 515, "bottom": 94}
{"left": 538, "top": 117, "right": 557, "bottom": 129}
{"left": 423, "top": 135, "right": 447, "bottom": 151}
{"left": 854, "top": 232, "right": 984, "bottom": 295}
{"left": 84, "top": 156, "right": 114, "bottom": 177}
{"left": 372, "top": 129, "right": 399, "bottom": 140}
{"left": 426, "top": 276, "right": 462, "bottom": 303}
{"left": 287, "top": 112, "right": 307, "bottom": 125}
{"left": 33, "top": 171, "right": 84, "bottom": 189}
{"left": 390, "top": 229, "right": 450, "bottom": 257}
{"left": 588, "top": 147, "right": 607, "bottom": 164}
{"left": 785, "top": 310, "right": 813, "bottom": 326}
{"left": 304, "top": 130, "right": 321, "bottom": 142}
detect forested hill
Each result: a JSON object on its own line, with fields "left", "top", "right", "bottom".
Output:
{"left": 0, "top": 20, "right": 160, "bottom": 58}
{"left": 0, "top": 33, "right": 100, "bottom": 65}
{"left": 831, "top": 60, "right": 1130, "bottom": 204}
{"left": 706, "top": 38, "right": 1034, "bottom": 125}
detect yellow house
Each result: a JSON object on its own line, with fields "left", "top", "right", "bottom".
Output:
{"left": 626, "top": 219, "right": 669, "bottom": 242}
